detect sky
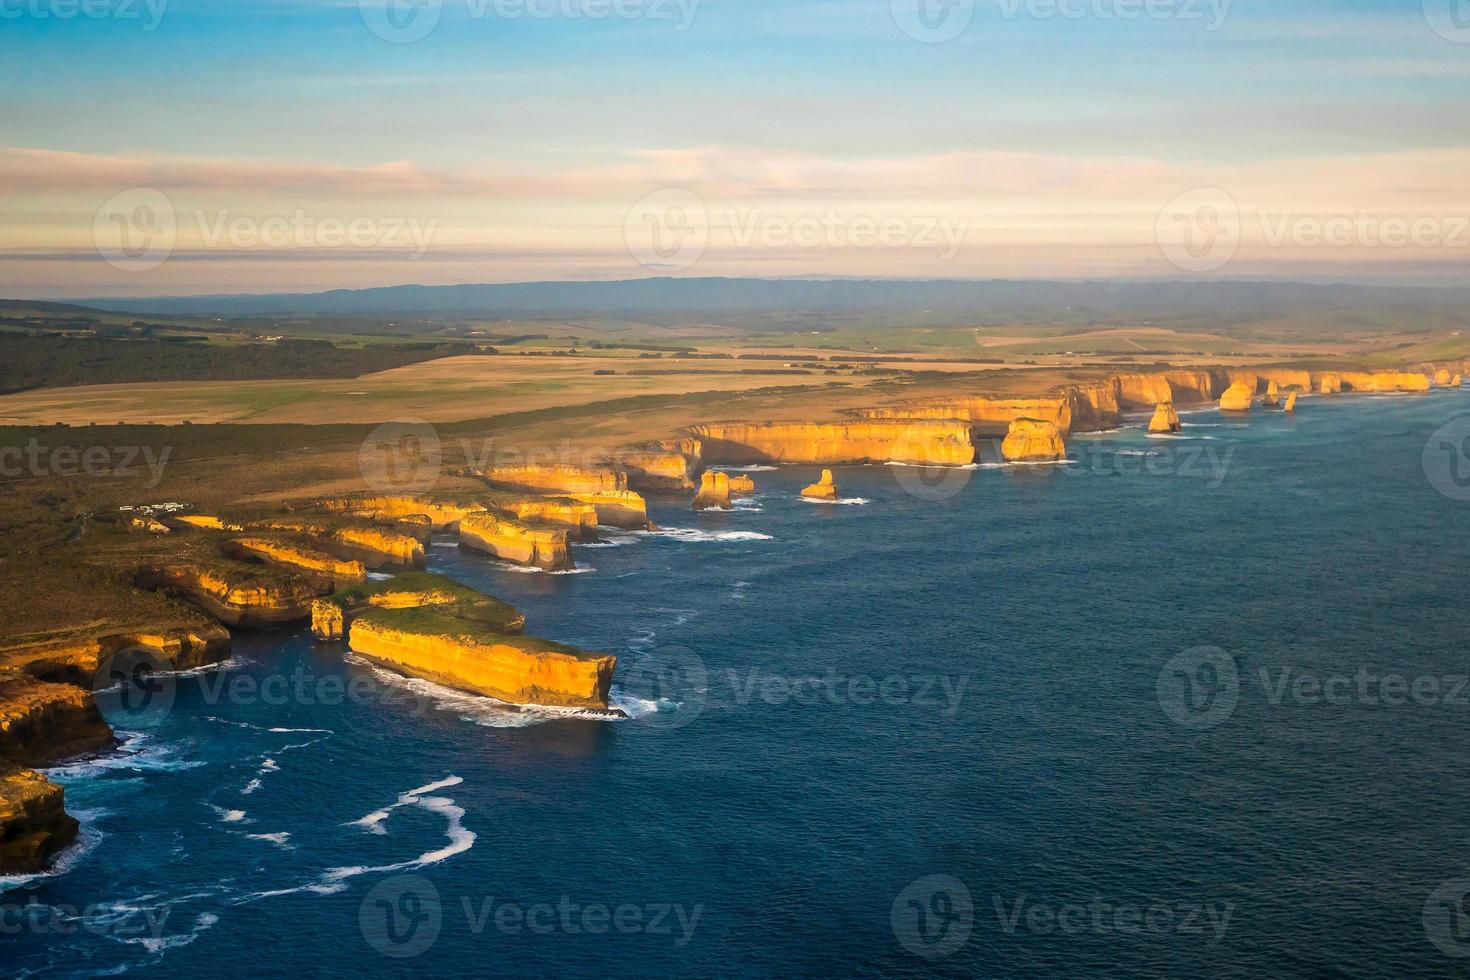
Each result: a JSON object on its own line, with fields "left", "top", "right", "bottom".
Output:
{"left": 1, "top": 0, "right": 1468, "bottom": 297}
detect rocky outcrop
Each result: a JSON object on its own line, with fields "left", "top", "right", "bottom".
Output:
{"left": 224, "top": 537, "right": 366, "bottom": 591}
{"left": 131, "top": 559, "right": 319, "bottom": 625}
{"left": 861, "top": 397, "right": 1075, "bottom": 434}
{"left": 316, "top": 494, "right": 486, "bottom": 531}
{"left": 478, "top": 464, "right": 626, "bottom": 495}
{"left": 1001, "top": 419, "right": 1067, "bottom": 462}
{"left": 689, "top": 420, "right": 975, "bottom": 466}
{"left": 458, "top": 513, "right": 573, "bottom": 571}
{"left": 313, "top": 572, "right": 525, "bottom": 641}
{"left": 348, "top": 609, "right": 617, "bottom": 710}
{"left": 1261, "top": 380, "right": 1281, "bottom": 408}
{"left": 1454, "top": 374, "right": 1464, "bottom": 388}
{"left": 1317, "top": 372, "right": 1343, "bottom": 394}
{"left": 617, "top": 451, "right": 698, "bottom": 491}
{"left": 498, "top": 498, "right": 601, "bottom": 542}
{"left": 1339, "top": 371, "right": 1431, "bottom": 393}
{"left": 693, "top": 471, "right": 733, "bottom": 510}
{"left": 1435, "top": 368, "right": 1453, "bottom": 386}
{"left": 0, "top": 674, "right": 113, "bottom": 765}
{"left": 566, "top": 491, "right": 651, "bottom": 530}
{"left": 1283, "top": 391, "right": 1298, "bottom": 412}
{"left": 1148, "top": 403, "right": 1182, "bottom": 434}
{"left": 327, "top": 527, "right": 426, "bottom": 568}
{"left": 801, "top": 469, "right": 840, "bottom": 500}
{"left": 0, "top": 763, "right": 78, "bottom": 875}
{"left": 173, "top": 515, "right": 242, "bottom": 532}
{"left": 727, "top": 474, "right": 755, "bottom": 494}
{"left": 1219, "top": 382, "right": 1254, "bottom": 412}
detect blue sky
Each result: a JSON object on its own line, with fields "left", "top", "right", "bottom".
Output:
{"left": 2, "top": 0, "right": 1468, "bottom": 295}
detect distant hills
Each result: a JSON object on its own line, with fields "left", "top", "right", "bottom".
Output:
{"left": 71, "top": 277, "right": 1470, "bottom": 319}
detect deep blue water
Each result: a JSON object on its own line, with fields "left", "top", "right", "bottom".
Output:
{"left": 6, "top": 390, "right": 1470, "bottom": 978}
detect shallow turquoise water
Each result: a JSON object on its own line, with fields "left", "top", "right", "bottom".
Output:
{"left": 6, "top": 390, "right": 1470, "bottom": 978}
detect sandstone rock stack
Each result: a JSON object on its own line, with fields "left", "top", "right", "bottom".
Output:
{"left": 801, "top": 469, "right": 840, "bottom": 500}
{"left": 692, "top": 471, "right": 733, "bottom": 510}
{"left": 1001, "top": 419, "right": 1067, "bottom": 462}
{"left": 1261, "top": 380, "right": 1281, "bottom": 408}
{"left": 1283, "top": 391, "right": 1298, "bottom": 412}
{"left": 727, "top": 474, "right": 755, "bottom": 494}
{"left": 1148, "top": 403, "right": 1182, "bottom": 434}
{"left": 1435, "top": 368, "right": 1453, "bottom": 386}
{"left": 1219, "top": 382, "right": 1254, "bottom": 412}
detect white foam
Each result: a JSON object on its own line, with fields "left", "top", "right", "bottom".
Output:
{"left": 326, "top": 779, "right": 476, "bottom": 884}
{"left": 977, "top": 459, "right": 1078, "bottom": 469}
{"left": 210, "top": 806, "right": 248, "bottom": 824}
{"left": 492, "top": 560, "right": 595, "bottom": 575}
{"left": 1110, "top": 449, "right": 1159, "bottom": 457}
{"left": 711, "top": 464, "right": 778, "bottom": 472}
{"left": 44, "top": 733, "right": 202, "bottom": 779}
{"left": 799, "top": 496, "right": 869, "bottom": 505}
{"left": 366, "top": 571, "right": 394, "bottom": 581}
{"left": 646, "top": 528, "right": 774, "bottom": 542}
{"left": 240, "top": 779, "right": 262, "bottom": 795}
{"left": 246, "top": 832, "right": 292, "bottom": 848}
{"left": 0, "top": 807, "right": 107, "bottom": 893}
{"left": 884, "top": 461, "right": 981, "bottom": 470}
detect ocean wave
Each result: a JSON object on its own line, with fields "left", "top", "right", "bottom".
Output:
{"left": 1071, "top": 427, "right": 1126, "bottom": 437}
{"left": 799, "top": 496, "right": 869, "bottom": 505}
{"left": 210, "top": 806, "right": 248, "bottom": 824}
{"left": 711, "top": 464, "right": 778, "bottom": 472}
{"left": 1109, "top": 449, "right": 1159, "bottom": 457}
{"left": 366, "top": 571, "right": 394, "bottom": 581}
{"left": 884, "top": 461, "right": 981, "bottom": 470}
{"left": 492, "top": 560, "right": 595, "bottom": 575}
{"left": 245, "top": 832, "right": 293, "bottom": 849}
{"left": 581, "top": 532, "right": 642, "bottom": 549}
{"left": 977, "top": 459, "right": 1078, "bottom": 469}
{"left": 322, "top": 777, "right": 477, "bottom": 889}
{"left": 44, "top": 733, "right": 202, "bottom": 779}
{"left": 1145, "top": 433, "right": 1217, "bottom": 440}
{"left": 647, "top": 528, "right": 774, "bottom": 542}
{"left": 168, "top": 656, "right": 245, "bottom": 678}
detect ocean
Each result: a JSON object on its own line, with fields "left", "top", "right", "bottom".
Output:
{"left": 6, "top": 389, "right": 1470, "bottom": 978}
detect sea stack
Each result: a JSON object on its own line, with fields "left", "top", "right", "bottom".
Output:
{"left": 727, "top": 474, "right": 755, "bottom": 495}
{"left": 1261, "top": 380, "right": 1280, "bottom": 408}
{"left": 1454, "top": 374, "right": 1464, "bottom": 388}
{"left": 801, "top": 469, "right": 840, "bottom": 500}
{"left": 1001, "top": 419, "right": 1067, "bottom": 462}
{"left": 693, "top": 471, "right": 733, "bottom": 510}
{"left": 1147, "top": 403, "right": 1182, "bottom": 434}
{"left": 1435, "top": 368, "right": 1453, "bottom": 386}
{"left": 1283, "top": 391, "right": 1298, "bottom": 412}
{"left": 1220, "top": 382, "right": 1254, "bottom": 412}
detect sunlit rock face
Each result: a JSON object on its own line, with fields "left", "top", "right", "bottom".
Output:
{"left": 1339, "top": 371, "right": 1431, "bottom": 393}
{"left": 618, "top": 451, "right": 699, "bottom": 491}
{"left": 688, "top": 420, "right": 976, "bottom": 466}
{"left": 477, "top": 464, "right": 627, "bottom": 495}
{"left": 801, "top": 469, "right": 840, "bottom": 500}
{"left": 0, "top": 764, "right": 78, "bottom": 875}
{"left": 1219, "top": 382, "right": 1254, "bottom": 412}
{"left": 727, "top": 474, "right": 755, "bottom": 494}
{"left": 1284, "top": 391, "right": 1299, "bottom": 412}
{"left": 693, "top": 471, "right": 733, "bottom": 511}
{"left": 1001, "top": 419, "right": 1067, "bottom": 463}
{"left": 458, "top": 513, "right": 573, "bottom": 571}
{"left": 1148, "top": 403, "right": 1182, "bottom": 434}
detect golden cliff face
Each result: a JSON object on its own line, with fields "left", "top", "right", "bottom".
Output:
{"left": 618, "top": 451, "right": 698, "bottom": 491}
{"left": 1435, "top": 368, "right": 1453, "bottom": 386}
{"left": 727, "top": 474, "right": 755, "bottom": 494}
{"left": 693, "top": 471, "right": 732, "bottom": 511}
{"left": 0, "top": 674, "right": 113, "bottom": 765}
{"left": 801, "top": 469, "right": 840, "bottom": 500}
{"left": 131, "top": 559, "right": 319, "bottom": 626}
{"left": 861, "top": 398, "right": 1074, "bottom": 435}
{"left": 318, "top": 494, "right": 485, "bottom": 531}
{"left": 1318, "top": 373, "right": 1343, "bottom": 394}
{"left": 328, "top": 527, "right": 426, "bottom": 568}
{"left": 1339, "top": 371, "right": 1431, "bottom": 393}
{"left": 349, "top": 611, "right": 616, "bottom": 710}
{"left": 480, "top": 464, "right": 627, "bottom": 495}
{"left": 499, "top": 499, "right": 601, "bottom": 542}
{"left": 1148, "top": 403, "right": 1182, "bottom": 434}
{"left": 225, "top": 537, "right": 366, "bottom": 590}
{"left": 689, "top": 420, "right": 975, "bottom": 466}
{"left": 458, "top": 513, "right": 573, "bottom": 571}
{"left": 1220, "top": 382, "right": 1254, "bottom": 412}
{"left": 0, "top": 763, "right": 78, "bottom": 874}
{"left": 566, "top": 490, "right": 651, "bottom": 530}
{"left": 1001, "top": 419, "right": 1067, "bottom": 462}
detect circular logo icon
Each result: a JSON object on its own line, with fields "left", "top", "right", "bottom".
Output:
{"left": 359, "top": 0, "right": 442, "bottom": 42}
{"left": 891, "top": 874, "right": 973, "bottom": 959}
{"left": 92, "top": 646, "right": 177, "bottom": 729}
{"left": 1423, "top": 416, "right": 1470, "bottom": 501}
{"left": 1424, "top": 0, "right": 1470, "bottom": 43}
{"left": 616, "top": 645, "right": 708, "bottom": 730}
{"left": 890, "top": 0, "right": 974, "bottom": 43}
{"left": 888, "top": 425, "right": 975, "bottom": 501}
{"left": 624, "top": 188, "right": 709, "bottom": 272}
{"left": 93, "top": 188, "right": 176, "bottom": 272}
{"left": 1424, "top": 879, "right": 1470, "bottom": 957}
{"left": 1157, "top": 646, "right": 1240, "bottom": 730}
{"left": 359, "top": 418, "right": 442, "bottom": 493}
{"left": 361, "top": 875, "right": 442, "bottom": 958}
{"left": 1156, "top": 187, "right": 1240, "bottom": 274}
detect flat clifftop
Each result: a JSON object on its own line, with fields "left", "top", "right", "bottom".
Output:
{"left": 687, "top": 419, "right": 975, "bottom": 466}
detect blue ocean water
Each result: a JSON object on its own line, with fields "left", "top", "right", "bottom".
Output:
{"left": 6, "top": 390, "right": 1470, "bottom": 978}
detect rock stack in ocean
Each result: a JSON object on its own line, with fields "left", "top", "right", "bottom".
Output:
{"left": 727, "top": 474, "right": 755, "bottom": 494}
{"left": 692, "top": 471, "right": 733, "bottom": 510}
{"left": 1148, "top": 403, "right": 1182, "bottom": 434}
{"left": 1283, "top": 391, "right": 1298, "bottom": 412}
{"left": 1001, "top": 419, "right": 1067, "bottom": 462}
{"left": 1261, "top": 380, "right": 1281, "bottom": 408}
{"left": 801, "top": 469, "right": 840, "bottom": 500}
{"left": 1219, "top": 382, "right": 1254, "bottom": 412}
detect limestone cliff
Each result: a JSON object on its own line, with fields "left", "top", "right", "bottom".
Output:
{"left": 860, "top": 398, "right": 1074, "bottom": 435}
{"left": 1317, "top": 372, "right": 1343, "bottom": 394}
{"left": 693, "top": 471, "right": 733, "bottom": 510}
{"left": 566, "top": 490, "right": 651, "bottom": 530}
{"left": 1454, "top": 374, "right": 1464, "bottom": 388}
{"left": 327, "top": 527, "right": 426, "bottom": 568}
{"left": 499, "top": 498, "right": 601, "bottom": 542}
{"left": 1148, "top": 403, "right": 1182, "bottom": 434}
{"left": 801, "top": 469, "right": 840, "bottom": 500}
{"left": 313, "top": 572, "right": 526, "bottom": 641}
{"left": 617, "top": 451, "right": 698, "bottom": 491}
{"left": 1001, "top": 419, "right": 1067, "bottom": 462}
{"left": 1435, "top": 368, "right": 1453, "bottom": 386}
{"left": 689, "top": 420, "right": 975, "bottom": 466}
{"left": 1219, "top": 382, "right": 1254, "bottom": 412}
{"left": 0, "top": 674, "right": 113, "bottom": 765}
{"left": 0, "top": 763, "right": 78, "bottom": 875}
{"left": 479, "top": 464, "right": 626, "bottom": 495}
{"left": 458, "top": 513, "right": 573, "bottom": 571}
{"left": 224, "top": 537, "right": 365, "bottom": 591}
{"left": 130, "top": 559, "right": 319, "bottom": 626}
{"left": 348, "top": 610, "right": 616, "bottom": 710}
{"left": 1339, "top": 371, "right": 1431, "bottom": 393}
